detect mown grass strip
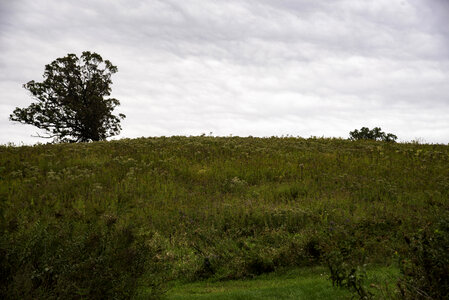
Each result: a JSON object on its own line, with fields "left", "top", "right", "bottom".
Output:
{"left": 165, "top": 266, "right": 401, "bottom": 300}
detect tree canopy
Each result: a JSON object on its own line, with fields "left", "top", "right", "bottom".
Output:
{"left": 349, "top": 127, "right": 397, "bottom": 142}
{"left": 10, "top": 51, "right": 125, "bottom": 142}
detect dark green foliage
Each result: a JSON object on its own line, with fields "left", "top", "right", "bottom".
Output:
{"left": 0, "top": 220, "right": 165, "bottom": 299}
{"left": 398, "top": 216, "right": 449, "bottom": 299}
{"left": 321, "top": 223, "right": 374, "bottom": 299}
{"left": 349, "top": 127, "right": 397, "bottom": 142}
{"left": 10, "top": 51, "right": 125, "bottom": 142}
{"left": 304, "top": 238, "right": 322, "bottom": 261}
{"left": 326, "top": 254, "right": 373, "bottom": 299}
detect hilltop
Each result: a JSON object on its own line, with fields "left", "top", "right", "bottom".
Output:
{"left": 1, "top": 136, "right": 448, "bottom": 298}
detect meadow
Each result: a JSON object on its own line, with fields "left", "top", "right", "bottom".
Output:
{"left": 1, "top": 136, "right": 448, "bottom": 299}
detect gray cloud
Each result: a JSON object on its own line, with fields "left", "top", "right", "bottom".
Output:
{"left": 1, "top": 0, "right": 448, "bottom": 144}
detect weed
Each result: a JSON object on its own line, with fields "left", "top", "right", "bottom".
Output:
{"left": 0, "top": 136, "right": 448, "bottom": 296}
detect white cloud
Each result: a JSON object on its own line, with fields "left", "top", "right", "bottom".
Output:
{"left": 0, "top": 0, "right": 448, "bottom": 144}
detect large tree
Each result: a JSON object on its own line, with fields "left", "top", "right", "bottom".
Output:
{"left": 10, "top": 51, "right": 125, "bottom": 142}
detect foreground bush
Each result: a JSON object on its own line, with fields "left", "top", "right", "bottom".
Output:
{"left": 0, "top": 219, "right": 165, "bottom": 299}
{"left": 324, "top": 215, "right": 449, "bottom": 299}
{"left": 320, "top": 221, "right": 374, "bottom": 299}
{"left": 398, "top": 216, "right": 449, "bottom": 299}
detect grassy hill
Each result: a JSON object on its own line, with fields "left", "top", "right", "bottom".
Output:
{"left": 1, "top": 136, "right": 448, "bottom": 298}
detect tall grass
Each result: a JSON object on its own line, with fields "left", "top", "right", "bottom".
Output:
{"left": 1, "top": 136, "right": 448, "bottom": 298}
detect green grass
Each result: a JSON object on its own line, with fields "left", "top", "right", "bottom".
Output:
{"left": 166, "top": 266, "right": 400, "bottom": 300}
{"left": 1, "top": 136, "right": 448, "bottom": 298}
{"left": 167, "top": 267, "right": 351, "bottom": 300}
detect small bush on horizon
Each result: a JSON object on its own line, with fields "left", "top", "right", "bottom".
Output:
{"left": 349, "top": 127, "right": 397, "bottom": 142}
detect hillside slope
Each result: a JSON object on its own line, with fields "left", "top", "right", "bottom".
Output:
{"left": 1, "top": 137, "right": 448, "bottom": 298}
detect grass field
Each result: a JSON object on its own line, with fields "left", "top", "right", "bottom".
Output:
{"left": 164, "top": 266, "right": 400, "bottom": 300}
{"left": 165, "top": 267, "right": 354, "bottom": 300}
{"left": 1, "top": 136, "right": 448, "bottom": 298}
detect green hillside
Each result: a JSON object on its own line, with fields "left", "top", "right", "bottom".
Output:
{"left": 1, "top": 136, "right": 448, "bottom": 298}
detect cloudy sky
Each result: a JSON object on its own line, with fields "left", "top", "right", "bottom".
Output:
{"left": 1, "top": 0, "right": 448, "bottom": 144}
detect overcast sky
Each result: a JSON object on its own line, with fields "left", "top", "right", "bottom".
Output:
{"left": 1, "top": 0, "right": 448, "bottom": 144}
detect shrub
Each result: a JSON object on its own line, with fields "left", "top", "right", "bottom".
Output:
{"left": 0, "top": 220, "right": 166, "bottom": 299}
{"left": 349, "top": 127, "right": 397, "bottom": 142}
{"left": 325, "top": 250, "right": 373, "bottom": 300}
{"left": 398, "top": 216, "right": 449, "bottom": 299}
{"left": 321, "top": 222, "right": 374, "bottom": 299}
